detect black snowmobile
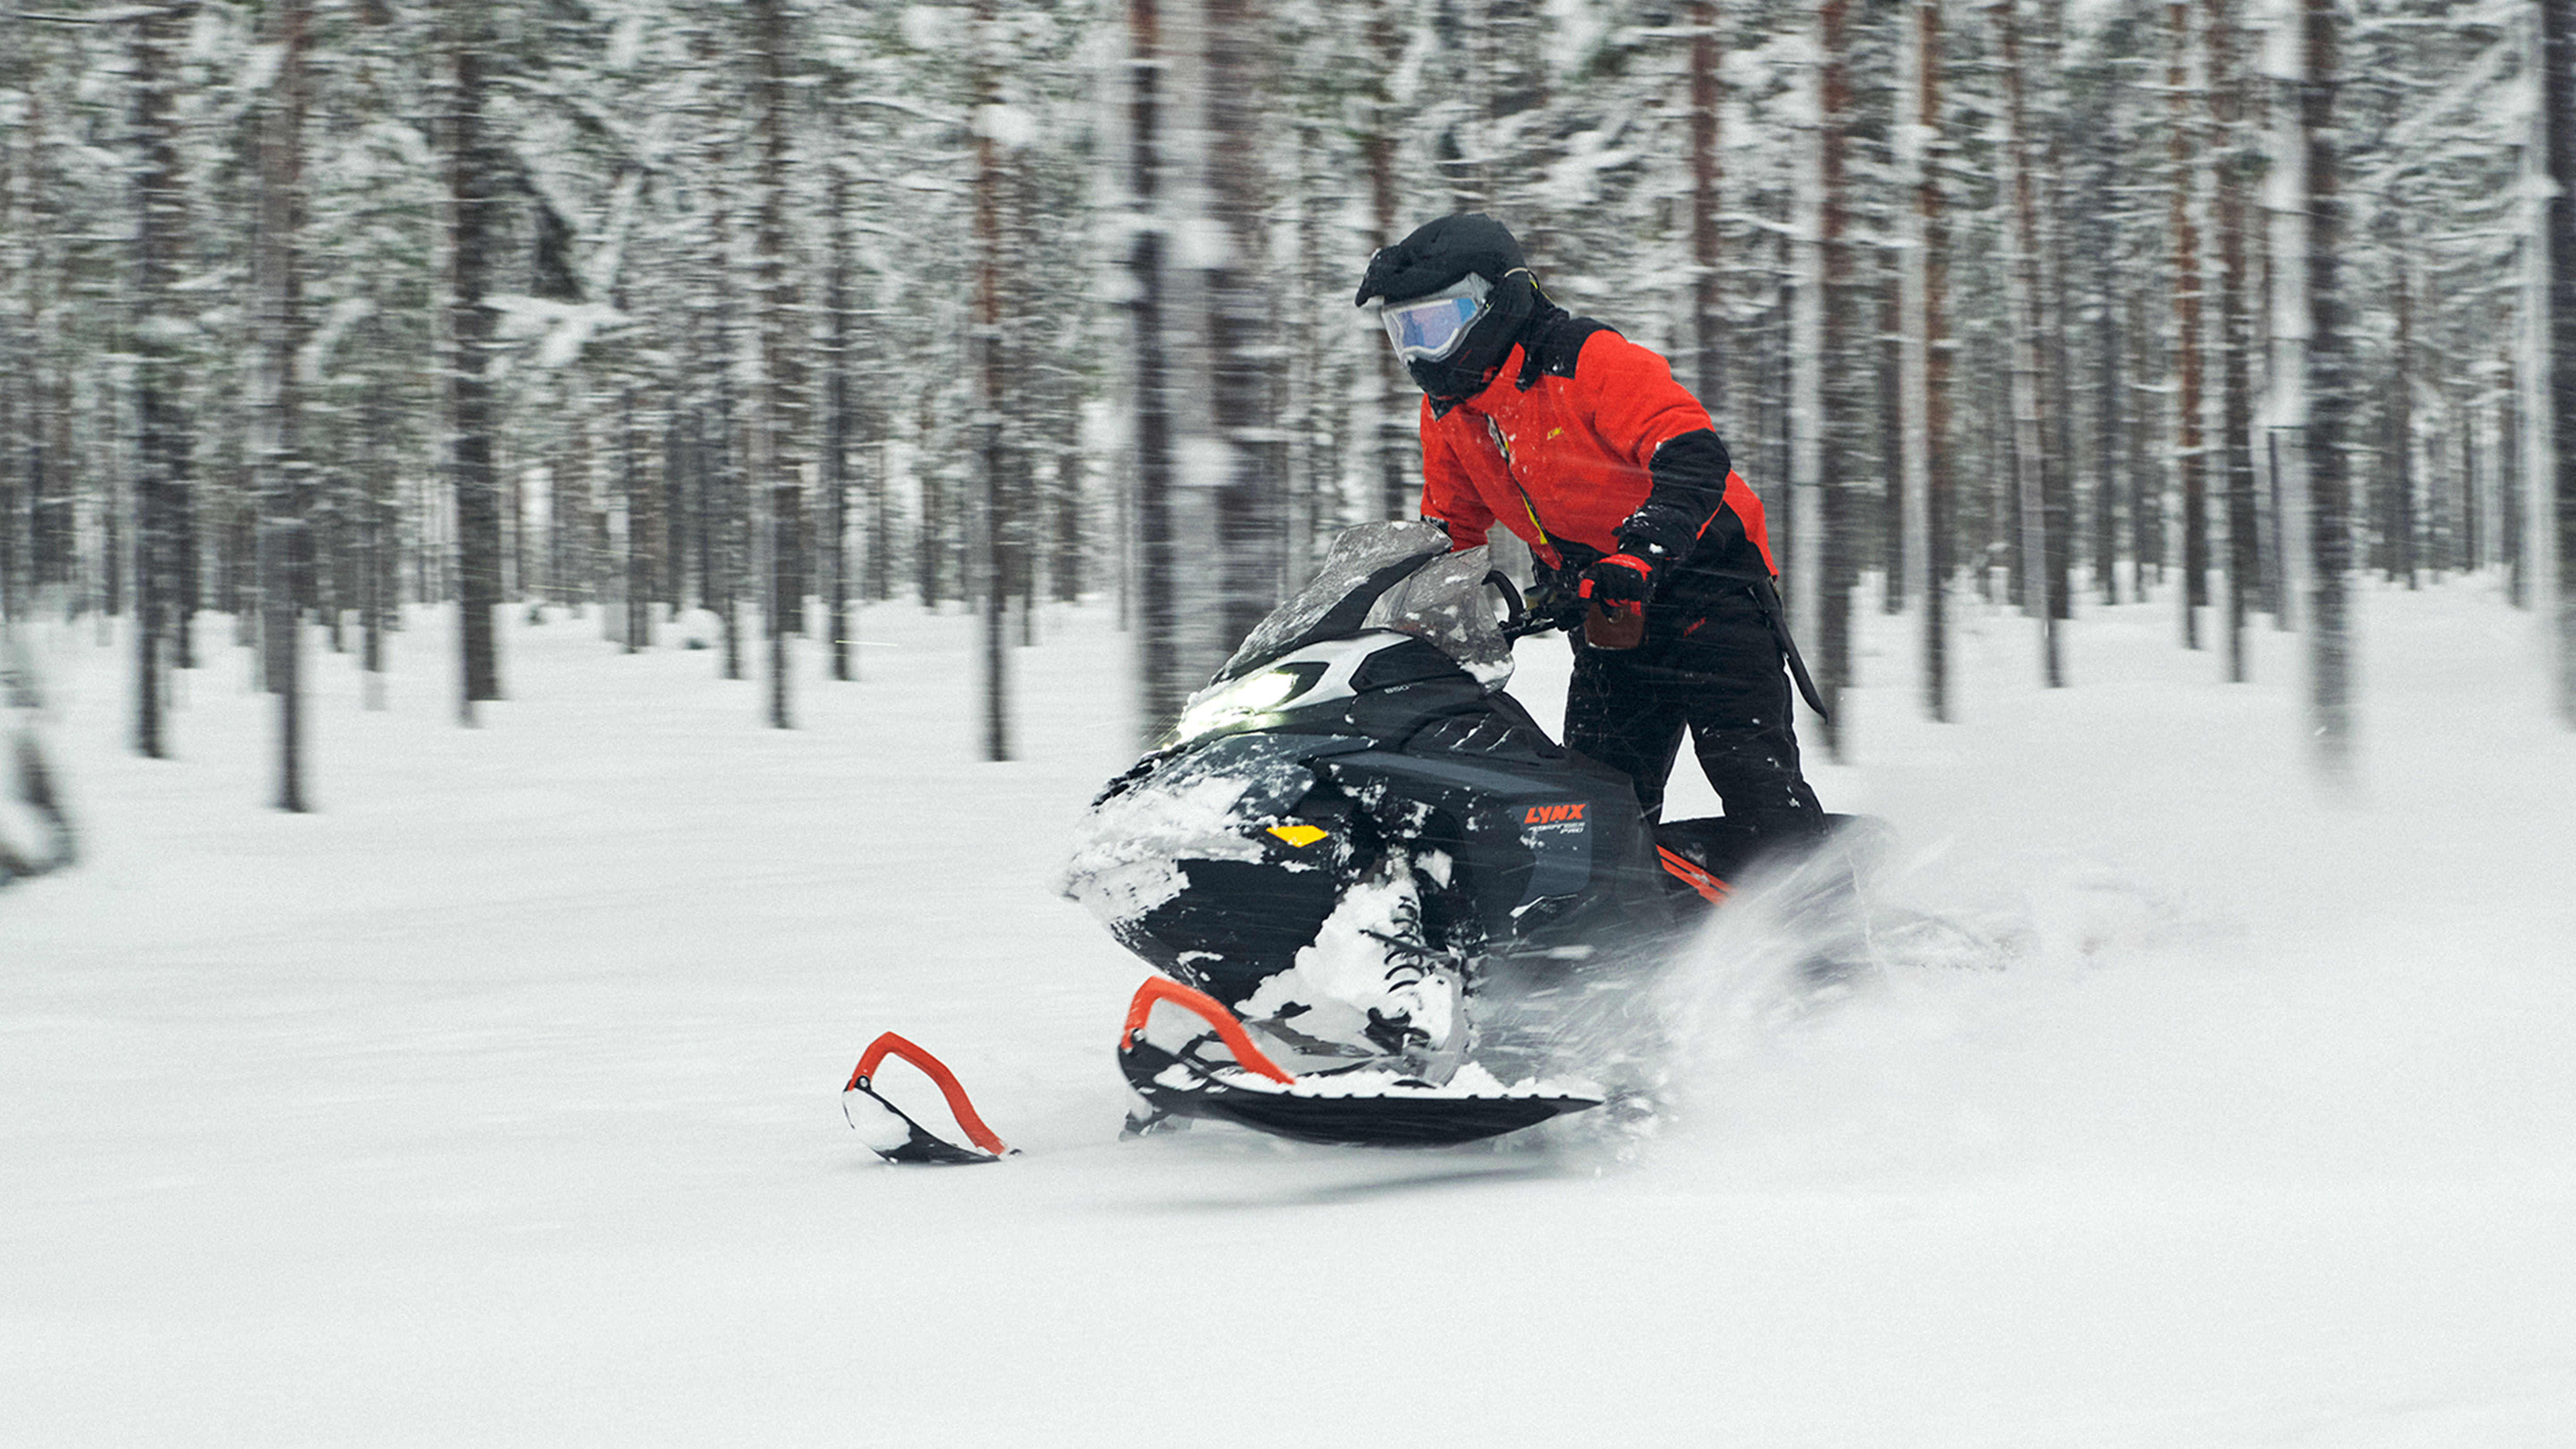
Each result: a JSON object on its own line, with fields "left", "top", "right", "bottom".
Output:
{"left": 841, "top": 521, "right": 1862, "bottom": 1162}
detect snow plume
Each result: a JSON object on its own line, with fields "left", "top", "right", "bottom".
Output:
{"left": 1636, "top": 827, "right": 2216, "bottom": 1174}
{"left": 0, "top": 636, "right": 75, "bottom": 885}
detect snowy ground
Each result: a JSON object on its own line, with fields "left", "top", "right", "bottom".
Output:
{"left": 5, "top": 575, "right": 2572, "bottom": 1447}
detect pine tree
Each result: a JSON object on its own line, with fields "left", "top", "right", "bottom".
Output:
{"left": 1206, "top": 0, "right": 1289, "bottom": 661}
{"left": 1814, "top": 0, "right": 1860, "bottom": 743}
{"left": 1127, "top": 0, "right": 1184, "bottom": 742}
{"left": 2168, "top": 0, "right": 2208, "bottom": 653}
{"left": 1900, "top": 0, "right": 1955, "bottom": 722}
{"left": 751, "top": 0, "right": 796, "bottom": 729}
{"left": 2304, "top": 0, "right": 2355, "bottom": 780}
{"left": 972, "top": 0, "right": 1013, "bottom": 759}
{"left": 128, "top": 2, "right": 191, "bottom": 760}
{"left": 253, "top": 0, "right": 313, "bottom": 807}
{"left": 2208, "top": 0, "right": 2259, "bottom": 678}
{"left": 447, "top": 0, "right": 504, "bottom": 718}
{"left": 1997, "top": 0, "right": 2063, "bottom": 685}
{"left": 2546, "top": 0, "right": 2576, "bottom": 727}
{"left": 821, "top": 107, "right": 855, "bottom": 682}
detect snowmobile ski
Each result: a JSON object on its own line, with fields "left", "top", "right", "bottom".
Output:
{"left": 842, "top": 1032, "right": 1015, "bottom": 1165}
{"left": 1118, "top": 977, "right": 1603, "bottom": 1148}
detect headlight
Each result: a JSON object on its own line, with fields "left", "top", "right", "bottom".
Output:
{"left": 1174, "top": 663, "right": 1325, "bottom": 742}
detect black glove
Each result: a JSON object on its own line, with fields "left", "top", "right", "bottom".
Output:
{"left": 1577, "top": 553, "right": 1653, "bottom": 650}
{"left": 1615, "top": 500, "right": 1703, "bottom": 567}
{"left": 1578, "top": 553, "right": 1655, "bottom": 613}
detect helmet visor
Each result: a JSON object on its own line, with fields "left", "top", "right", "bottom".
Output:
{"left": 1377, "top": 274, "right": 1493, "bottom": 363}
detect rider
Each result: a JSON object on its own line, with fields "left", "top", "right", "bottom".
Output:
{"left": 1355, "top": 212, "right": 1824, "bottom": 836}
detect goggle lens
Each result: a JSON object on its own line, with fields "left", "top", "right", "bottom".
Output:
{"left": 1382, "top": 294, "right": 1483, "bottom": 361}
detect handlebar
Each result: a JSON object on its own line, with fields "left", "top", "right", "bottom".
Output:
{"left": 1487, "top": 569, "right": 1579, "bottom": 641}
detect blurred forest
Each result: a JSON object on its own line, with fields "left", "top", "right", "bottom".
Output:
{"left": 2, "top": 0, "right": 2571, "bottom": 815}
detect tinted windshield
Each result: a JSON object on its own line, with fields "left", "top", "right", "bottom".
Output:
{"left": 1213, "top": 521, "right": 1515, "bottom": 689}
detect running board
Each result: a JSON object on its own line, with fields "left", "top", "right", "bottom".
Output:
{"left": 1117, "top": 977, "right": 1603, "bottom": 1148}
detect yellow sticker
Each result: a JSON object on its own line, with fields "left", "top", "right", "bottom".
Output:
{"left": 1266, "top": 824, "right": 1328, "bottom": 848}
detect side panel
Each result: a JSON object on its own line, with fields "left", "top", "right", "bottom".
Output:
{"left": 1319, "top": 744, "right": 1669, "bottom": 952}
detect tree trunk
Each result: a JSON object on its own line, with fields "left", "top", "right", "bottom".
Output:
{"left": 824, "top": 136, "right": 854, "bottom": 681}
{"left": 1997, "top": 0, "right": 2061, "bottom": 686}
{"left": 1206, "top": 0, "right": 1287, "bottom": 672}
{"left": 973, "top": 0, "right": 1011, "bottom": 759}
{"left": 622, "top": 378, "right": 650, "bottom": 655}
{"left": 2388, "top": 236, "right": 2417, "bottom": 588}
{"left": 1814, "top": 0, "right": 1857, "bottom": 745}
{"left": 663, "top": 393, "right": 689, "bottom": 613}
{"left": 2501, "top": 336, "right": 2525, "bottom": 607}
{"left": 2451, "top": 393, "right": 2473, "bottom": 574}
{"left": 2546, "top": 0, "right": 2576, "bottom": 727}
{"left": 1688, "top": 1, "right": 1726, "bottom": 420}
{"left": 1878, "top": 239, "right": 1904, "bottom": 617}
{"left": 2265, "top": 38, "right": 2310, "bottom": 637}
{"left": 1009, "top": 157, "right": 1039, "bottom": 650}
{"left": 2093, "top": 196, "right": 2124, "bottom": 607}
{"left": 1054, "top": 367, "right": 1085, "bottom": 602}
{"left": 129, "top": 4, "right": 190, "bottom": 760}
{"left": 0, "top": 54, "right": 26, "bottom": 624}
{"left": 2303, "top": 0, "right": 2354, "bottom": 780}
{"left": 254, "top": 0, "right": 312, "bottom": 806}
{"left": 2209, "top": 0, "right": 2259, "bottom": 678}
{"left": 752, "top": 0, "right": 795, "bottom": 729}
{"left": 1123, "top": 0, "right": 1175, "bottom": 741}
{"left": 448, "top": 3, "right": 502, "bottom": 718}
{"left": 362, "top": 345, "right": 392, "bottom": 709}
{"left": 1902, "top": 0, "right": 1954, "bottom": 722}
{"left": 691, "top": 45, "right": 743, "bottom": 683}
{"left": 2170, "top": 0, "right": 2207, "bottom": 650}
{"left": 1366, "top": 0, "right": 1413, "bottom": 521}
{"left": 2039, "top": 0, "right": 2075, "bottom": 639}
{"left": 2129, "top": 282, "right": 2163, "bottom": 592}
{"left": 1788, "top": 12, "right": 1827, "bottom": 713}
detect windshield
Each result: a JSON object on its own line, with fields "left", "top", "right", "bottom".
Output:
{"left": 1212, "top": 521, "right": 1516, "bottom": 690}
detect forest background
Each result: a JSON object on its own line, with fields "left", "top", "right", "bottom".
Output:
{"left": 8, "top": 9, "right": 2574, "bottom": 1437}
{"left": 3, "top": 0, "right": 2575, "bottom": 838}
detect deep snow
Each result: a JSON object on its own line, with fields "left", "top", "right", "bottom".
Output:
{"left": 4, "top": 575, "right": 2572, "bottom": 1447}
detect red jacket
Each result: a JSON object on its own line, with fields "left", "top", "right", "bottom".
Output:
{"left": 1418, "top": 327, "right": 1775, "bottom": 577}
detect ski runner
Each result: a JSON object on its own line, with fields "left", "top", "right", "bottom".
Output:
{"left": 1355, "top": 213, "right": 1826, "bottom": 838}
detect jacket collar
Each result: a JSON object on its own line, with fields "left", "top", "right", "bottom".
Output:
{"left": 1428, "top": 345, "right": 1529, "bottom": 420}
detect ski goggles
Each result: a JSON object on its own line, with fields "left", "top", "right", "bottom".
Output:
{"left": 1374, "top": 272, "right": 1492, "bottom": 363}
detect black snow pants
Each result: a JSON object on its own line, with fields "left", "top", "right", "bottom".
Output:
{"left": 1560, "top": 567, "right": 1823, "bottom": 831}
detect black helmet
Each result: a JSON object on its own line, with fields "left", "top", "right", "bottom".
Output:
{"left": 1357, "top": 213, "right": 1540, "bottom": 407}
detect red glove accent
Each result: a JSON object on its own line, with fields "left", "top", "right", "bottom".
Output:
{"left": 1578, "top": 553, "right": 1654, "bottom": 612}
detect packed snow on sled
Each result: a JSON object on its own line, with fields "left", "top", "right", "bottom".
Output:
{"left": 843, "top": 521, "right": 1875, "bottom": 1162}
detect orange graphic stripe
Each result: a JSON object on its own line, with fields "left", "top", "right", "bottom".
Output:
{"left": 1657, "top": 847, "right": 1732, "bottom": 905}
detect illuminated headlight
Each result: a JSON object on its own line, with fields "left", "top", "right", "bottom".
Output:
{"left": 1174, "top": 664, "right": 1323, "bottom": 742}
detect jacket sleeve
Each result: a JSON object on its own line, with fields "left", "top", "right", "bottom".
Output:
{"left": 1574, "top": 334, "right": 1766, "bottom": 571}
{"left": 1416, "top": 401, "right": 1495, "bottom": 550}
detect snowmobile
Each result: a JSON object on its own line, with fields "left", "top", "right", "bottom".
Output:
{"left": 845, "top": 520, "right": 1860, "bottom": 1162}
